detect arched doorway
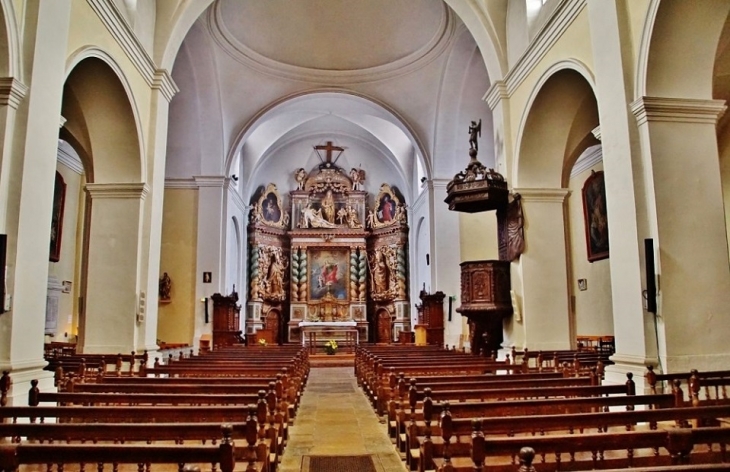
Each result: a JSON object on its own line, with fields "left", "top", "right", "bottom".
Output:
{"left": 376, "top": 308, "right": 392, "bottom": 344}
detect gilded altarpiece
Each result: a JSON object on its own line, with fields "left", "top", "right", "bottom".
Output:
{"left": 247, "top": 157, "right": 410, "bottom": 344}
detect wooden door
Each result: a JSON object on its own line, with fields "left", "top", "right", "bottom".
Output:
{"left": 265, "top": 310, "right": 280, "bottom": 344}
{"left": 377, "top": 310, "right": 392, "bottom": 344}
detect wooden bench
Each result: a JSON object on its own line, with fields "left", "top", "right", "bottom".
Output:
{"left": 419, "top": 404, "right": 730, "bottom": 472}
{"left": 431, "top": 426, "right": 730, "bottom": 472}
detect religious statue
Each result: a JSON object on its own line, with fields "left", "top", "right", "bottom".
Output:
{"left": 299, "top": 204, "right": 336, "bottom": 229}
{"left": 345, "top": 206, "right": 362, "bottom": 228}
{"left": 505, "top": 193, "right": 525, "bottom": 261}
{"left": 350, "top": 167, "right": 365, "bottom": 191}
{"left": 366, "top": 210, "right": 377, "bottom": 230}
{"left": 468, "top": 119, "right": 482, "bottom": 151}
{"left": 265, "top": 249, "right": 287, "bottom": 301}
{"left": 159, "top": 272, "right": 172, "bottom": 300}
{"left": 336, "top": 207, "right": 348, "bottom": 225}
{"left": 294, "top": 168, "right": 307, "bottom": 190}
{"left": 369, "top": 249, "right": 389, "bottom": 295}
{"left": 321, "top": 190, "right": 336, "bottom": 223}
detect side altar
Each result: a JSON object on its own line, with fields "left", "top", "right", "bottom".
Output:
{"left": 246, "top": 142, "right": 410, "bottom": 345}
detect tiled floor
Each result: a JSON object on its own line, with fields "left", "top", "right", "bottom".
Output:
{"left": 278, "top": 367, "right": 407, "bottom": 472}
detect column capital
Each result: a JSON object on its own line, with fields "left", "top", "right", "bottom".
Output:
{"left": 514, "top": 187, "right": 570, "bottom": 203}
{"left": 85, "top": 182, "right": 149, "bottom": 200}
{"left": 631, "top": 96, "right": 727, "bottom": 125}
{"left": 0, "top": 77, "right": 28, "bottom": 109}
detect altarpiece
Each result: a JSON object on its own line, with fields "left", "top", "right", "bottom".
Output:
{"left": 246, "top": 145, "right": 410, "bottom": 345}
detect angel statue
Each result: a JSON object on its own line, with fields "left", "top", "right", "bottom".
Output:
{"left": 294, "top": 168, "right": 307, "bottom": 191}
{"left": 468, "top": 119, "right": 482, "bottom": 151}
{"left": 350, "top": 167, "right": 365, "bottom": 191}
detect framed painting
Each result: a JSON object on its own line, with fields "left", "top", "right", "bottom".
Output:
{"left": 582, "top": 170, "right": 609, "bottom": 262}
{"left": 49, "top": 171, "right": 66, "bottom": 262}
{"left": 308, "top": 248, "right": 349, "bottom": 301}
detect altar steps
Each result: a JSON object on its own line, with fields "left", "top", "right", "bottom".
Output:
{"left": 309, "top": 353, "right": 355, "bottom": 368}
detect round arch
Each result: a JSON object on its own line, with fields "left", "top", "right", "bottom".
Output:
{"left": 227, "top": 89, "right": 432, "bottom": 193}
{"left": 64, "top": 47, "right": 145, "bottom": 183}
{"left": 513, "top": 60, "right": 598, "bottom": 188}
{"left": 0, "top": 0, "right": 20, "bottom": 79}
{"left": 637, "top": 0, "right": 730, "bottom": 99}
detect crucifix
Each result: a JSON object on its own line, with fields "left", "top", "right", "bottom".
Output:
{"left": 314, "top": 141, "right": 344, "bottom": 168}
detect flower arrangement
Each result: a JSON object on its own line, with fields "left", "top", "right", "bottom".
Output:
{"left": 258, "top": 338, "right": 267, "bottom": 347}
{"left": 324, "top": 339, "right": 338, "bottom": 355}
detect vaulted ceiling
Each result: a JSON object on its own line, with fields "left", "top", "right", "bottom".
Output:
{"left": 165, "top": 0, "right": 493, "bottom": 202}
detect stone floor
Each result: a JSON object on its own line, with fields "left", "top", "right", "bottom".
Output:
{"left": 278, "top": 367, "right": 407, "bottom": 472}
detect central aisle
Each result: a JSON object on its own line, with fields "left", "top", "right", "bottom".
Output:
{"left": 278, "top": 366, "right": 407, "bottom": 472}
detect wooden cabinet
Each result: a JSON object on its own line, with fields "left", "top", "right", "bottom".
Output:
{"left": 211, "top": 292, "right": 243, "bottom": 348}
{"left": 416, "top": 290, "right": 445, "bottom": 347}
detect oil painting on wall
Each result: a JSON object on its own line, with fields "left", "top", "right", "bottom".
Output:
{"left": 582, "top": 170, "right": 609, "bottom": 262}
{"left": 308, "top": 248, "right": 349, "bottom": 300}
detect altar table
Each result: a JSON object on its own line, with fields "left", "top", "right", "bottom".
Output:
{"left": 298, "top": 321, "right": 359, "bottom": 353}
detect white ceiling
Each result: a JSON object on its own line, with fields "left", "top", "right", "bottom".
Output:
{"left": 166, "top": 0, "right": 493, "bottom": 202}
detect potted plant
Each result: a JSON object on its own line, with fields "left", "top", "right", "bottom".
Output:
{"left": 324, "top": 339, "right": 338, "bottom": 355}
{"left": 258, "top": 338, "right": 267, "bottom": 347}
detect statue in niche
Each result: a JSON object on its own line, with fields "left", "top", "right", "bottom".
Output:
{"left": 321, "top": 190, "right": 336, "bottom": 223}
{"left": 346, "top": 206, "right": 362, "bottom": 229}
{"left": 265, "top": 248, "right": 287, "bottom": 301}
{"left": 366, "top": 210, "right": 377, "bottom": 230}
{"left": 369, "top": 249, "right": 390, "bottom": 295}
{"left": 350, "top": 167, "right": 366, "bottom": 191}
{"left": 294, "top": 168, "right": 307, "bottom": 190}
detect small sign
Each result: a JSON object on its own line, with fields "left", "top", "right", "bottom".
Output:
{"left": 578, "top": 279, "right": 587, "bottom": 291}
{"left": 203, "top": 272, "right": 212, "bottom": 284}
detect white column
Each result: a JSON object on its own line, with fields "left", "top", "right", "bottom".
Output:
{"left": 136, "top": 78, "right": 177, "bottom": 354}
{"left": 430, "top": 179, "right": 462, "bottom": 347}
{"left": 83, "top": 183, "right": 148, "bottom": 353}
{"left": 587, "top": 1, "right": 656, "bottom": 385}
{"left": 193, "top": 176, "right": 227, "bottom": 347}
{"left": 0, "top": 78, "right": 27, "bottom": 232}
{"left": 512, "top": 188, "right": 571, "bottom": 351}
{"left": 632, "top": 96, "right": 730, "bottom": 373}
{"left": 0, "top": 1, "right": 72, "bottom": 403}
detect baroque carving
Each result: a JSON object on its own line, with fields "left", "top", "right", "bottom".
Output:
{"left": 367, "top": 183, "right": 407, "bottom": 229}
{"left": 250, "top": 183, "right": 290, "bottom": 229}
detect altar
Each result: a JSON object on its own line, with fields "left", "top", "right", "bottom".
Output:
{"left": 246, "top": 141, "right": 411, "bottom": 344}
{"left": 298, "top": 321, "right": 359, "bottom": 351}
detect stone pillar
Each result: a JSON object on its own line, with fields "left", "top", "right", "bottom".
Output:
{"left": 587, "top": 1, "right": 656, "bottom": 386}
{"left": 0, "top": 1, "right": 72, "bottom": 403}
{"left": 83, "top": 183, "right": 148, "bottom": 353}
{"left": 429, "top": 179, "right": 462, "bottom": 347}
{"left": 632, "top": 96, "right": 730, "bottom": 373}
{"left": 194, "top": 176, "right": 227, "bottom": 347}
{"left": 511, "top": 188, "right": 571, "bottom": 351}
{"left": 136, "top": 77, "right": 177, "bottom": 354}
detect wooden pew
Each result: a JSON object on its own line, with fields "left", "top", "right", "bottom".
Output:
{"left": 0, "top": 424, "right": 265, "bottom": 472}
{"left": 419, "top": 404, "right": 730, "bottom": 472}
{"left": 432, "top": 426, "right": 730, "bottom": 472}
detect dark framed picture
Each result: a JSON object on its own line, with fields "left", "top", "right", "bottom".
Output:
{"left": 49, "top": 172, "right": 66, "bottom": 262}
{"left": 203, "top": 272, "right": 212, "bottom": 283}
{"left": 582, "top": 170, "right": 609, "bottom": 262}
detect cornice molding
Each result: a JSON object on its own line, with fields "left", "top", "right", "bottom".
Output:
{"left": 226, "top": 180, "right": 247, "bottom": 212}
{"left": 411, "top": 187, "right": 429, "bottom": 213}
{"left": 514, "top": 187, "right": 570, "bottom": 203}
{"left": 85, "top": 182, "right": 149, "bottom": 200}
{"left": 194, "top": 175, "right": 228, "bottom": 188}
{"left": 591, "top": 125, "right": 601, "bottom": 141}
{"left": 485, "top": 0, "right": 585, "bottom": 102}
{"left": 485, "top": 80, "right": 509, "bottom": 110}
{"left": 164, "top": 178, "right": 197, "bottom": 189}
{"left": 631, "top": 96, "right": 727, "bottom": 125}
{"left": 86, "top": 0, "right": 179, "bottom": 102}
{"left": 57, "top": 146, "right": 84, "bottom": 175}
{"left": 570, "top": 145, "right": 602, "bottom": 178}
{"left": 0, "top": 77, "right": 28, "bottom": 109}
